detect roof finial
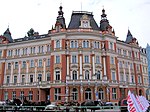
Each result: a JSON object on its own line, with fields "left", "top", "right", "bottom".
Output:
{"left": 60, "top": 0, "right": 62, "bottom": 6}
{"left": 81, "top": 1, "right": 82, "bottom": 11}
{"left": 8, "top": 23, "right": 9, "bottom": 29}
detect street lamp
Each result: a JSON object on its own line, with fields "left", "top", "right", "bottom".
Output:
{"left": 37, "top": 77, "right": 40, "bottom": 101}
{"left": 66, "top": 80, "right": 69, "bottom": 102}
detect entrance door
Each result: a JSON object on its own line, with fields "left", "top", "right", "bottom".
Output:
{"left": 45, "top": 88, "right": 50, "bottom": 101}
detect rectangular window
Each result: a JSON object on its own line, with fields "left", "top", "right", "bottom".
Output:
{"left": 126, "top": 75, "right": 129, "bottom": 83}
{"left": 8, "top": 50, "right": 12, "bottom": 56}
{"left": 138, "top": 76, "right": 141, "bottom": 83}
{"left": 56, "top": 40, "right": 60, "bottom": 48}
{"left": 4, "top": 91, "right": 8, "bottom": 100}
{"left": 54, "top": 88, "right": 61, "bottom": 100}
{"left": 46, "top": 73, "right": 50, "bottom": 81}
{"left": 47, "top": 45, "right": 50, "bottom": 52}
{"left": 14, "top": 76, "right": 17, "bottom": 84}
{"left": 47, "top": 59, "right": 50, "bottom": 66}
{"left": 41, "top": 46, "right": 44, "bottom": 53}
{"left": 109, "top": 42, "right": 113, "bottom": 50}
{"left": 123, "top": 50, "right": 127, "bottom": 56}
{"left": 56, "top": 56, "right": 60, "bottom": 64}
{"left": 38, "top": 74, "right": 42, "bottom": 81}
{"left": 33, "top": 47, "right": 35, "bottom": 54}
{"left": 29, "top": 91, "right": 33, "bottom": 100}
{"left": 119, "top": 61, "right": 123, "bottom": 68}
{"left": 111, "top": 71, "right": 116, "bottom": 81}
{"left": 20, "top": 91, "right": 24, "bottom": 100}
{"left": 6, "top": 76, "right": 10, "bottom": 84}
{"left": 38, "top": 59, "right": 43, "bottom": 67}
{"left": 55, "top": 71, "right": 60, "bottom": 80}
{"left": 110, "top": 57, "right": 114, "bottom": 64}
{"left": 22, "top": 75, "right": 25, "bottom": 84}
{"left": 128, "top": 51, "right": 131, "bottom": 57}
{"left": 0, "top": 50, "right": 2, "bottom": 57}
{"left": 96, "top": 56, "right": 100, "bottom": 64}
{"left": 85, "top": 55, "right": 89, "bottom": 63}
{"left": 120, "top": 74, "right": 124, "bottom": 82}
{"left": 38, "top": 46, "right": 41, "bottom": 53}
{"left": 130, "top": 63, "right": 133, "bottom": 69}
{"left": 72, "top": 55, "right": 77, "bottom": 63}
{"left": 125, "top": 62, "right": 128, "bottom": 68}
{"left": 8, "top": 63, "right": 11, "bottom": 69}
{"left": 30, "top": 60, "right": 34, "bottom": 67}
{"left": 12, "top": 91, "right": 16, "bottom": 99}
{"left": 30, "top": 75, "right": 33, "bottom": 83}
{"left": 15, "top": 62, "right": 18, "bottom": 69}
{"left": 118, "top": 48, "right": 121, "bottom": 54}
{"left": 131, "top": 75, "right": 134, "bottom": 83}
{"left": 112, "top": 88, "right": 117, "bottom": 99}
{"left": 22, "top": 61, "right": 26, "bottom": 68}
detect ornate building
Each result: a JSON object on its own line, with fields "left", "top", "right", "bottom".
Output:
{"left": 0, "top": 6, "right": 149, "bottom": 104}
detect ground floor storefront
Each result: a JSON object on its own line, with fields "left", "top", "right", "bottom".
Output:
{"left": 0, "top": 85, "right": 146, "bottom": 104}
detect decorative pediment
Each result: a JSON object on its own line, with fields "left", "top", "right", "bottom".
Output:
{"left": 84, "top": 64, "right": 91, "bottom": 68}
{"left": 71, "top": 65, "right": 78, "bottom": 68}
{"left": 82, "top": 14, "right": 89, "bottom": 20}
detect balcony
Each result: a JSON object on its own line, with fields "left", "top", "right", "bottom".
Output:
{"left": 2, "top": 80, "right": 65, "bottom": 88}
{"left": 67, "top": 79, "right": 109, "bottom": 85}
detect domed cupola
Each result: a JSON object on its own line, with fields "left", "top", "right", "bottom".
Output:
{"left": 55, "top": 5, "right": 66, "bottom": 29}
{"left": 100, "top": 8, "right": 111, "bottom": 32}
{"left": 3, "top": 28, "right": 13, "bottom": 43}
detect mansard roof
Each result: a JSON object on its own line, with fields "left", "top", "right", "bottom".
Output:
{"left": 68, "top": 11, "right": 99, "bottom": 30}
{"left": 125, "top": 29, "right": 133, "bottom": 43}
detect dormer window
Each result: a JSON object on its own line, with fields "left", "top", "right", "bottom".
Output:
{"left": 80, "top": 14, "right": 91, "bottom": 28}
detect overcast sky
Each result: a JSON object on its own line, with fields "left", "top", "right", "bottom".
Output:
{"left": 0, "top": 0, "right": 149, "bottom": 48}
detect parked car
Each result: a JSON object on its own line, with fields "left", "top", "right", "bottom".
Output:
{"left": 120, "top": 99, "right": 128, "bottom": 112}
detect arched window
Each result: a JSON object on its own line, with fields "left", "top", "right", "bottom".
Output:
{"left": 94, "top": 41, "right": 97, "bottom": 48}
{"left": 97, "top": 42, "right": 100, "bottom": 48}
{"left": 75, "top": 41, "right": 78, "bottom": 48}
{"left": 56, "top": 40, "right": 60, "bottom": 48}
{"left": 38, "top": 74, "right": 42, "bottom": 81}
{"left": 47, "top": 45, "right": 50, "bottom": 52}
{"left": 85, "top": 88, "right": 92, "bottom": 100}
{"left": 22, "top": 61, "right": 26, "bottom": 68}
{"left": 98, "top": 88, "right": 104, "bottom": 100}
{"left": 83, "top": 41, "right": 86, "bottom": 48}
{"left": 41, "top": 46, "right": 44, "bottom": 53}
{"left": 86, "top": 41, "right": 89, "bottom": 48}
{"left": 72, "top": 88, "right": 78, "bottom": 100}
{"left": 139, "top": 89, "right": 142, "bottom": 96}
{"left": 71, "top": 41, "right": 74, "bottom": 48}
{"left": 97, "top": 71, "right": 101, "bottom": 80}
{"left": 72, "top": 70, "right": 77, "bottom": 80}
{"left": 85, "top": 70, "right": 89, "bottom": 80}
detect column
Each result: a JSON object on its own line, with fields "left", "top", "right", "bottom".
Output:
{"left": 26, "top": 60, "right": 29, "bottom": 83}
{"left": 10, "top": 62, "right": 14, "bottom": 83}
{"left": 92, "top": 55, "right": 95, "bottom": 75}
{"left": 66, "top": 80, "right": 68, "bottom": 102}
{"left": 43, "top": 58, "right": 46, "bottom": 81}
{"left": 103, "top": 56, "right": 107, "bottom": 80}
{"left": 35, "top": 59, "right": 37, "bottom": 82}
{"left": 79, "top": 55, "right": 82, "bottom": 79}
{"left": 80, "top": 82, "right": 83, "bottom": 102}
{"left": 18, "top": 61, "right": 21, "bottom": 84}
{"left": 67, "top": 56, "right": 69, "bottom": 76}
